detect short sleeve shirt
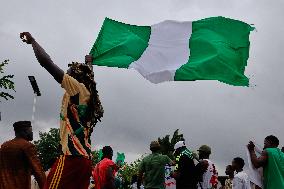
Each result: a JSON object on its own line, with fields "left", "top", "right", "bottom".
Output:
{"left": 139, "top": 153, "right": 172, "bottom": 189}
{"left": 232, "top": 172, "right": 250, "bottom": 189}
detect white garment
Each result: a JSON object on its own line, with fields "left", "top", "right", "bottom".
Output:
{"left": 165, "top": 165, "right": 176, "bottom": 189}
{"left": 31, "top": 177, "right": 40, "bottom": 189}
{"left": 31, "top": 169, "right": 50, "bottom": 189}
{"left": 233, "top": 171, "right": 251, "bottom": 189}
{"left": 131, "top": 182, "right": 138, "bottom": 189}
{"left": 246, "top": 147, "right": 263, "bottom": 188}
{"left": 198, "top": 159, "right": 218, "bottom": 189}
{"left": 131, "top": 183, "right": 144, "bottom": 189}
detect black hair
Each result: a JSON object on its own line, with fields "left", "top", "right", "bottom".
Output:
{"left": 102, "top": 146, "right": 113, "bottom": 157}
{"left": 68, "top": 62, "right": 104, "bottom": 129}
{"left": 265, "top": 135, "right": 279, "bottom": 146}
{"left": 131, "top": 175, "right": 138, "bottom": 184}
{"left": 226, "top": 165, "right": 233, "bottom": 169}
{"left": 233, "top": 157, "right": 245, "bottom": 169}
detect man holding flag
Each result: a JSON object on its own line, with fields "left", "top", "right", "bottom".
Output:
{"left": 247, "top": 135, "right": 284, "bottom": 189}
{"left": 20, "top": 32, "right": 104, "bottom": 189}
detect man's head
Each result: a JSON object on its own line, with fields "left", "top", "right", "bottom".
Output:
{"left": 174, "top": 141, "right": 186, "bottom": 155}
{"left": 13, "top": 121, "right": 33, "bottom": 141}
{"left": 232, "top": 157, "right": 245, "bottom": 172}
{"left": 198, "top": 145, "right": 211, "bottom": 159}
{"left": 102, "top": 146, "right": 113, "bottom": 160}
{"left": 225, "top": 165, "right": 234, "bottom": 176}
{"left": 264, "top": 135, "right": 279, "bottom": 149}
{"left": 150, "top": 141, "right": 161, "bottom": 153}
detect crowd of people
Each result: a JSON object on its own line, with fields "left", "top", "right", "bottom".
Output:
{"left": 0, "top": 32, "right": 283, "bottom": 189}
{"left": 0, "top": 122, "right": 284, "bottom": 189}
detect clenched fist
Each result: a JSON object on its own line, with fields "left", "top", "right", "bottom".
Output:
{"left": 20, "top": 32, "right": 35, "bottom": 44}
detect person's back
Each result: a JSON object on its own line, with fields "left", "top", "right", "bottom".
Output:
{"left": 138, "top": 141, "right": 172, "bottom": 189}
{"left": 140, "top": 153, "right": 171, "bottom": 189}
{"left": 0, "top": 138, "right": 45, "bottom": 189}
{"left": 199, "top": 159, "right": 218, "bottom": 189}
{"left": 197, "top": 145, "right": 218, "bottom": 189}
{"left": 93, "top": 146, "right": 118, "bottom": 189}
{"left": 233, "top": 171, "right": 250, "bottom": 189}
{"left": 231, "top": 157, "right": 250, "bottom": 189}
{"left": 0, "top": 121, "right": 45, "bottom": 189}
{"left": 263, "top": 148, "right": 284, "bottom": 189}
{"left": 176, "top": 151, "right": 197, "bottom": 188}
{"left": 93, "top": 158, "right": 116, "bottom": 189}
{"left": 1, "top": 138, "right": 33, "bottom": 189}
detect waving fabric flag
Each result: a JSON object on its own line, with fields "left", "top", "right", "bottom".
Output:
{"left": 90, "top": 17, "right": 254, "bottom": 86}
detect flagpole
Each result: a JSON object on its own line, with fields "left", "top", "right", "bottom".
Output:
{"left": 31, "top": 94, "right": 37, "bottom": 126}
{"left": 28, "top": 76, "right": 41, "bottom": 127}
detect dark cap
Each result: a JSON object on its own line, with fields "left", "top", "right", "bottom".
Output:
{"left": 13, "top": 121, "right": 32, "bottom": 131}
{"left": 198, "top": 145, "right": 212, "bottom": 154}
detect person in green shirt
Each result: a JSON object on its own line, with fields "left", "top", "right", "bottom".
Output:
{"left": 137, "top": 141, "right": 173, "bottom": 189}
{"left": 247, "top": 135, "right": 284, "bottom": 189}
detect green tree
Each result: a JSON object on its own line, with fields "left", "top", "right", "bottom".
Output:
{"left": 118, "top": 157, "right": 142, "bottom": 189}
{"left": 91, "top": 150, "right": 100, "bottom": 165}
{"left": 158, "top": 129, "right": 184, "bottom": 159}
{"left": 34, "top": 128, "right": 62, "bottom": 171}
{"left": 0, "top": 59, "right": 15, "bottom": 101}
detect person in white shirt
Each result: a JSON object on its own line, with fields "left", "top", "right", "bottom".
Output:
{"left": 197, "top": 145, "right": 218, "bottom": 189}
{"left": 231, "top": 157, "right": 251, "bottom": 189}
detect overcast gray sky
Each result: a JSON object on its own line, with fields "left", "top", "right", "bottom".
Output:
{"left": 1, "top": 0, "right": 284, "bottom": 175}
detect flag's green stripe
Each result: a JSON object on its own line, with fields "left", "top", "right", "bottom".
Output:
{"left": 90, "top": 18, "right": 151, "bottom": 68}
{"left": 174, "top": 17, "right": 254, "bottom": 86}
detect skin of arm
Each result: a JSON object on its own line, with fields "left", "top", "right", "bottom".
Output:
{"left": 20, "top": 32, "right": 64, "bottom": 83}
{"left": 247, "top": 141, "right": 268, "bottom": 168}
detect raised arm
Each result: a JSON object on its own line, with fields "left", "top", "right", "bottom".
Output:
{"left": 247, "top": 141, "right": 268, "bottom": 168}
{"left": 20, "top": 32, "right": 64, "bottom": 83}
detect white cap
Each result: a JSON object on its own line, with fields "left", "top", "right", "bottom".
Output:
{"left": 174, "top": 141, "right": 186, "bottom": 150}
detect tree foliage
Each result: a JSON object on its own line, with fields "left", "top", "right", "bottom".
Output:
{"left": 0, "top": 59, "right": 15, "bottom": 101}
{"left": 117, "top": 157, "right": 142, "bottom": 189}
{"left": 91, "top": 150, "right": 100, "bottom": 165}
{"left": 158, "top": 129, "right": 184, "bottom": 159}
{"left": 34, "top": 128, "right": 62, "bottom": 171}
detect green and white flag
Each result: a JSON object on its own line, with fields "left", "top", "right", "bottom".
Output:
{"left": 90, "top": 17, "right": 254, "bottom": 86}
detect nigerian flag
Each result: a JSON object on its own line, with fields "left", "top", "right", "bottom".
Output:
{"left": 90, "top": 17, "right": 254, "bottom": 86}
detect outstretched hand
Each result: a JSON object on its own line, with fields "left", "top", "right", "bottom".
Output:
{"left": 20, "top": 32, "right": 35, "bottom": 44}
{"left": 247, "top": 141, "right": 255, "bottom": 151}
{"left": 85, "top": 55, "right": 93, "bottom": 64}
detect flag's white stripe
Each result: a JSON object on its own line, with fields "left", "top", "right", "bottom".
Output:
{"left": 129, "top": 20, "right": 192, "bottom": 83}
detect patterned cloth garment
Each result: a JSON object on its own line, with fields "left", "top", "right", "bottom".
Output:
{"left": 60, "top": 74, "right": 92, "bottom": 158}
